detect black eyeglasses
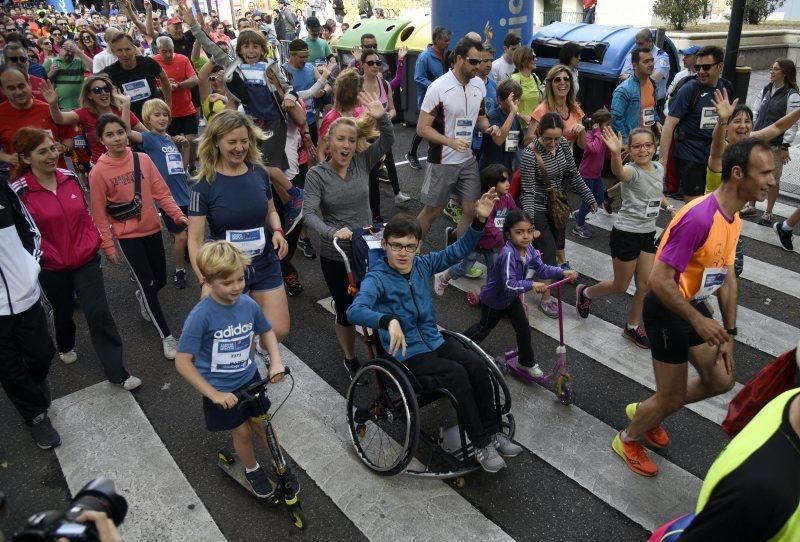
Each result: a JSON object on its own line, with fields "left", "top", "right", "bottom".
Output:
{"left": 386, "top": 242, "right": 418, "bottom": 253}
{"left": 464, "top": 57, "right": 481, "bottom": 66}
{"left": 6, "top": 56, "right": 28, "bottom": 63}
{"left": 364, "top": 60, "right": 380, "bottom": 66}
{"left": 90, "top": 86, "right": 112, "bottom": 94}
{"left": 696, "top": 62, "right": 721, "bottom": 72}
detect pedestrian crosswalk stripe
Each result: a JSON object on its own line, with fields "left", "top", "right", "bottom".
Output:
{"left": 50, "top": 383, "right": 225, "bottom": 541}
{"left": 316, "top": 298, "right": 702, "bottom": 531}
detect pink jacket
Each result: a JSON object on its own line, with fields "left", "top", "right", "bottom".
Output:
{"left": 578, "top": 127, "right": 610, "bottom": 180}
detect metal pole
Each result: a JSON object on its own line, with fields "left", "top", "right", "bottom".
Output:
{"left": 723, "top": 0, "right": 746, "bottom": 83}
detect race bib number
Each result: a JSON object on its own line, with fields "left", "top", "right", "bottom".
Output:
{"left": 226, "top": 227, "right": 266, "bottom": 257}
{"left": 455, "top": 117, "right": 475, "bottom": 141}
{"left": 494, "top": 208, "right": 508, "bottom": 228}
{"left": 363, "top": 229, "right": 384, "bottom": 249}
{"left": 74, "top": 135, "right": 87, "bottom": 150}
{"left": 166, "top": 152, "right": 185, "bottom": 175}
{"left": 641, "top": 107, "right": 655, "bottom": 127}
{"left": 643, "top": 198, "right": 661, "bottom": 219}
{"left": 241, "top": 63, "right": 267, "bottom": 86}
{"left": 700, "top": 107, "right": 719, "bottom": 130}
{"left": 505, "top": 131, "right": 519, "bottom": 152}
{"left": 122, "top": 79, "right": 151, "bottom": 102}
{"left": 693, "top": 267, "right": 727, "bottom": 301}
{"left": 211, "top": 333, "right": 253, "bottom": 373}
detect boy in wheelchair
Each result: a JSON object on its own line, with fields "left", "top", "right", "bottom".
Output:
{"left": 346, "top": 188, "right": 521, "bottom": 473}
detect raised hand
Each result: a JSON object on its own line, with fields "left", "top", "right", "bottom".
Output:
{"left": 358, "top": 89, "right": 385, "bottom": 119}
{"left": 484, "top": 20, "right": 494, "bottom": 43}
{"left": 112, "top": 87, "right": 130, "bottom": 109}
{"left": 474, "top": 187, "right": 499, "bottom": 221}
{"left": 398, "top": 46, "right": 408, "bottom": 59}
{"left": 506, "top": 92, "right": 519, "bottom": 115}
{"left": 711, "top": 87, "right": 737, "bottom": 123}
{"left": 39, "top": 80, "right": 59, "bottom": 106}
{"left": 601, "top": 125, "right": 624, "bottom": 155}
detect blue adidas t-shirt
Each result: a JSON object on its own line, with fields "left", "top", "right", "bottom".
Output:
{"left": 178, "top": 295, "right": 271, "bottom": 392}
{"left": 188, "top": 165, "right": 278, "bottom": 264}
{"left": 140, "top": 132, "right": 190, "bottom": 207}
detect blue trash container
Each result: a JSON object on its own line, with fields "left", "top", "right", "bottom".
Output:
{"left": 530, "top": 22, "right": 680, "bottom": 117}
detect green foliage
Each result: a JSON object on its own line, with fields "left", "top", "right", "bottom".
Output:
{"left": 653, "top": 0, "right": 706, "bottom": 30}
{"left": 730, "top": 0, "right": 787, "bottom": 24}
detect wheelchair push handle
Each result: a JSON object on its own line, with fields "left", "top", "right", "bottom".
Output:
{"left": 233, "top": 368, "right": 291, "bottom": 402}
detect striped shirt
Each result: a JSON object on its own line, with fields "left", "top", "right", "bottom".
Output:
{"left": 519, "top": 137, "right": 596, "bottom": 216}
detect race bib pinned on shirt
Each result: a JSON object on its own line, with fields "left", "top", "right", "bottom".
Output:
{"left": 226, "top": 227, "right": 266, "bottom": 257}
{"left": 494, "top": 208, "right": 508, "bottom": 228}
{"left": 693, "top": 267, "right": 728, "bottom": 301}
{"left": 455, "top": 117, "right": 475, "bottom": 142}
{"left": 241, "top": 63, "right": 267, "bottom": 86}
{"left": 211, "top": 333, "right": 253, "bottom": 373}
{"left": 74, "top": 134, "right": 87, "bottom": 150}
{"left": 643, "top": 198, "right": 661, "bottom": 219}
{"left": 700, "top": 107, "right": 719, "bottom": 130}
{"left": 166, "top": 152, "right": 185, "bottom": 176}
{"left": 642, "top": 107, "right": 655, "bottom": 127}
{"left": 505, "top": 131, "right": 519, "bottom": 153}
{"left": 122, "top": 79, "right": 151, "bottom": 102}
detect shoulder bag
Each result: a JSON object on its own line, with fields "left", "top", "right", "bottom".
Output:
{"left": 534, "top": 148, "right": 571, "bottom": 229}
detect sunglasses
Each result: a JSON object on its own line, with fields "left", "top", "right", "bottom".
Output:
{"left": 696, "top": 62, "right": 720, "bottom": 71}
{"left": 6, "top": 56, "right": 28, "bottom": 63}
{"left": 90, "top": 85, "right": 112, "bottom": 94}
{"left": 552, "top": 76, "right": 571, "bottom": 83}
{"left": 464, "top": 56, "right": 481, "bottom": 66}
{"left": 364, "top": 60, "right": 380, "bottom": 66}
{"left": 363, "top": 43, "right": 377, "bottom": 48}
{"left": 52, "top": 32, "right": 62, "bottom": 36}
{"left": 209, "top": 75, "right": 219, "bottom": 82}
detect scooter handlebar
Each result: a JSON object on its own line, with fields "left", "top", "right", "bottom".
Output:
{"left": 546, "top": 275, "right": 577, "bottom": 290}
{"left": 232, "top": 368, "right": 291, "bottom": 402}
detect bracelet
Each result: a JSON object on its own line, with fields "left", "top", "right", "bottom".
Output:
{"left": 273, "top": 227, "right": 285, "bottom": 236}
{"left": 725, "top": 327, "right": 738, "bottom": 336}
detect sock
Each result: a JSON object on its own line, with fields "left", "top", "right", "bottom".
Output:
{"left": 175, "top": 267, "right": 185, "bottom": 273}
{"left": 626, "top": 323, "right": 638, "bottom": 331}
{"left": 620, "top": 430, "right": 635, "bottom": 443}
{"left": 582, "top": 287, "right": 592, "bottom": 300}
{"left": 245, "top": 462, "right": 260, "bottom": 474}
{"left": 782, "top": 220, "right": 793, "bottom": 232}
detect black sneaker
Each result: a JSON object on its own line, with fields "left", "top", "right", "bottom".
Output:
{"left": 445, "top": 226, "right": 456, "bottom": 247}
{"left": 298, "top": 237, "right": 316, "bottom": 259}
{"left": 575, "top": 283, "right": 592, "bottom": 319}
{"left": 774, "top": 222, "right": 795, "bottom": 251}
{"left": 284, "top": 272, "right": 304, "bottom": 297}
{"left": 244, "top": 466, "right": 276, "bottom": 498}
{"left": 30, "top": 413, "right": 61, "bottom": 450}
{"left": 622, "top": 325, "right": 650, "bottom": 349}
{"left": 405, "top": 152, "right": 421, "bottom": 170}
{"left": 173, "top": 269, "right": 187, "bottom": 289}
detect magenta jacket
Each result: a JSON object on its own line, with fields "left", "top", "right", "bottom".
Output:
{"left": 578, "top": 127, "right": 610, "bottom": 179}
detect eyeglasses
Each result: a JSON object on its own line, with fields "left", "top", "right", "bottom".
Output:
{"left": 6, "top": 56, "right": 28, "bottom": 63}
{"left": 90, "top": 86, "right": 112, "bottom": 94}
{"left": 464, "top": 56, "right": 481, "bottom": 66}
{"left": 630, "top": 142, "right": 655, "bottom": 150}
{"left": 209, "top": 75, "right": 219, "bottom": 82}
{"left": 552, "top": 76, "right": 571, "bottom": 83}
{"left": 696, "top": 62, "right": 720, "bottom": 72}
{"left": 363, "top": 43, "right": 377, "bottom": 49}
{"left": 364, "top": 60, "right": 380, "bottom": 66}
{"left": 386, "top": 242, "right": 418, "bottom": 253}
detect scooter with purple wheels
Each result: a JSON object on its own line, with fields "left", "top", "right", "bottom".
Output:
{"left": 497, "top": 276, "right": 576, "bottom": 405}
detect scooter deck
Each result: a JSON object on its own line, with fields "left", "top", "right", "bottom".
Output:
{"left": 217, "top": 451, "right": 277, "bottom": 500}
{"left": 504, "top": 355, "right": 547, "bottom": 384}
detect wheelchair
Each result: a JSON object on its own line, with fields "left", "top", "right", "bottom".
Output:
{"left": 333, "top": 231, "right": 515, "bottom": 483}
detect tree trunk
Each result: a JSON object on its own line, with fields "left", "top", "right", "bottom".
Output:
{"left": 746, "top": 7, "right": 760, "bottom": 24}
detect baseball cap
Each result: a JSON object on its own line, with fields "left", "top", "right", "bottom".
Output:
{"left": 305, "top": 16, "right": 322, "bottom": 30}
{"left": 679, "top": 45, "right": 700, "bottom": 55}
{"left": 167, "top": 17, "right": 182, "bottom": 25}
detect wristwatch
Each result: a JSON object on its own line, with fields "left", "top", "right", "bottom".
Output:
{"left": 725, "top": 327, "right": 738, "bottom": 336}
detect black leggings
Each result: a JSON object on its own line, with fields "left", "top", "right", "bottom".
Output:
{"left": 465, "top": 297, "right": 535, "bottom": 367}
{"left": 368, "top": 149, "right": 401, "bottom": 222}
{"left": 405, "top": 337, "right": 499, "bottom": 448}
{"left": 39, "top": 256, "right": 128, "bottom": 383}
{"left": 320, "top": 256, "right": 353, "bottom": 326}
{"left": 533, "top": 211, "right": 565, "bottom": 265}
{"left": 118, "top": 232, "right": 171, "bottom": 339}
{"left": 274, "top": 166, "right": 306, "bottom": 278}
{"left": 408, "top": 133, "right": 423, "bottom": 156}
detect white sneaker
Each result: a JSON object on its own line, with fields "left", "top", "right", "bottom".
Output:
{"left": 135, "top": 290, "right": 151, "bottom": 322}
{"left": 434, "top": 272, "right": 448, "bottom": 296}
{"left": 740, "top": 202, "right": 756, "bottom": 217}
{"left": 115, "top": 375, "right": 142, "bottom": 391}
{"left": 394, "top": 191, "right": 411, "bottom": 205}
{"left": 519, "top": 363, "right": 544, "bottom": 378}
{"left": 162, "top": 335, "right": 177, "bottom": 360}
{"left": 59, "top": 350, "right": 78, "bottom": 364}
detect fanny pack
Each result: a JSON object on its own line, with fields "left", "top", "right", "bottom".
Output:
{"left": 106, "top": 152, "right": 142, "bottom": 221}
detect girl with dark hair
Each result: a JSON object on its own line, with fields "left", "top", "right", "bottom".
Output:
{"left": 10, "top": 127, "right": 140, "bottom": 390}
{"left": 465, "top": 210, "right": 575, "bottom": 378}
{"left": 520, "top": 111, "right": 596, "bottom": 317}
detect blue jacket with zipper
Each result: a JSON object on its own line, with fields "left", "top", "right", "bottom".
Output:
{"left": 611, "top": 74, "right": 660, "bottom": 141}
{"left": 346, "top": 222, "right": 483, "bottom": 362}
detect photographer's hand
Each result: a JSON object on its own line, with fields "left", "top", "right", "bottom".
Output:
{"left": 56, "top": 511, "right": 121, "bottom": 542}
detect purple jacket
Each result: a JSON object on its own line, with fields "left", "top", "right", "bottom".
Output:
{"left": 479, "top": 241, "right": 564, "bottom": 310}
{"left": 578, "top": 127, "right": 609, "bottom": 180}
{"left": 478, "top": 193, "right": 517, "bottom": 250}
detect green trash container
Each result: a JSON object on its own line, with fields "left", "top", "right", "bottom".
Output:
{"left": 396, "top": 18, "right": 431, "bottom": 126}
{"left": 335, "top": 18, "right": 411, "bottom": 121}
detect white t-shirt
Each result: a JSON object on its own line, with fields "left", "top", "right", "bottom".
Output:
{"left": 421, "top": 70, "right": 487, "bottom": 165}
{"left": 490, "top": 56, "right": 515, "bottom": 83}
{"left": 92, "top": 49, "right": 118, "bottom": 74}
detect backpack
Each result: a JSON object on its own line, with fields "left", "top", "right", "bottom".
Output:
{"left": 669, "top": 74, "right": 734, "bottom": 113}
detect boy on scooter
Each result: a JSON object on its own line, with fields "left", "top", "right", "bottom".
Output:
{"left": 346, "top": 188, "right": 523, "bottom": 474}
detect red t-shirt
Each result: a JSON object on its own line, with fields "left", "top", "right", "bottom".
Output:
{"left": 0, "top": 76, "right": 46, "bottom": 104}
{"left": 75, "top": 107, "right": 141, "bottom": 164}
{"left": 154, "top": 53, "right": 197, "bottom": 118}
{"left": 0, "top": 100, "right": 68, "bottom": 155}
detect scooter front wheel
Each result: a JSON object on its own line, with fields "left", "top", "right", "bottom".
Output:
{"left": 556, "top": 373, "right": 574, "bottom": 405}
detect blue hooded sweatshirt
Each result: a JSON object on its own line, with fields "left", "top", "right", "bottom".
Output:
{"left": 346, "top": 222, "right": 483, "bottom": 361}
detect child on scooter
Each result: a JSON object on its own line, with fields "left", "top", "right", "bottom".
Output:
{"left": 434, "top": 164, "right": 517, "bottom": 297}
{"left": 175, "top": 240, "right": 285, "bottom": 499}
{"left": 465, "top": 210, "right": 578, "bottom": 378}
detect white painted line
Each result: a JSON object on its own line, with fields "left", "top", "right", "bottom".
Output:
{"left": 584, "top": 212, "right": 800, "bottom": 300}
{"left": 752, "top": 198, "right": 797, "bottom": 219}
{"left": 51, "top": 383, "right": 225, "bottom": 542}
{"left": 270, "top": 343, "right": 513, "bottom": 541}
{"left": 560, "top": 237, "right": 799, "bottom": 358}
{"left": 316, "top": 298, "right": 701, "bottom": 531}
{"left": 394, "top": 156, "right": 428, "bottom": 167}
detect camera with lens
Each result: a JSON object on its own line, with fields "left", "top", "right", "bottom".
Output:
{"left": 12, "top": 478, "right": 127, "bottom": 542}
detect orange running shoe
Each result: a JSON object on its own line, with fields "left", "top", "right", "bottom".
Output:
{"left": 612, "top": 432, "right": 659, "bottom": 477}
{"left": 625, "top": 403, "right": 670, "bottom": 448}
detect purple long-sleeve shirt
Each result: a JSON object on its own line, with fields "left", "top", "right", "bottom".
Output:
{"left": 479, "top": 241, "right": 564, "bottom": 310}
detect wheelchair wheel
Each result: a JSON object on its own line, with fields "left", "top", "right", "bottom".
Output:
{"left": 346, "top": 360, "right": 420, "bottom": 476}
